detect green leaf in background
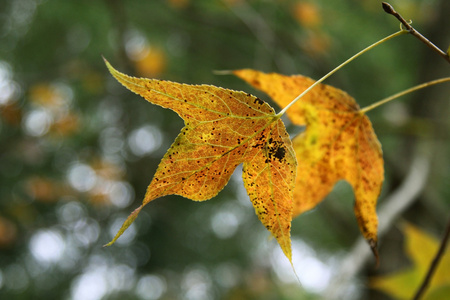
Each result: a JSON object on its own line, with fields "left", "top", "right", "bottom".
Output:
{"left": 371, "top": 223, "right": 450, "bottom": 300}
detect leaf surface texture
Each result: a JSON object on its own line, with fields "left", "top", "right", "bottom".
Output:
{"left": 104, "top": 60, "right": 297, "bottom": 262}
{"left": 233, "top": 69, "right": 384, "bottom": 251}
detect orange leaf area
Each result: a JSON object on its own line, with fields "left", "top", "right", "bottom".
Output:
{"left": 233, "top": 69, "right": 384, "bottom": 253}
{"left": 104, "top": 60, "right": 297, "bottom": 262}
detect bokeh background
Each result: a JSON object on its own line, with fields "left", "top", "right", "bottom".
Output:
{"left": 0, "top": 0, "right": 449, "bottom": 299}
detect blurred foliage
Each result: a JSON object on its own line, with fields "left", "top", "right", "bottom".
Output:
{"left": 0, "top": 0, "right": 448, "bottom": 299}
{"left": 371, "top": 223, "right": 450, "bottom": 300}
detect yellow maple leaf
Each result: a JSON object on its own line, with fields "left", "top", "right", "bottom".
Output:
{"left": 103, "top": 59, "right": 297, "bottom": 262}
{"left": 233, "top": 69, "right": 384, "bottom": 254}
{"left": 371, "top": 223, "right": 450, "bottom": 300}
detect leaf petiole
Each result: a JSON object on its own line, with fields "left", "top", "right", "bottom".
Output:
{"left": 360, "top": 77, "right": 450, "bottom": 114}
{"left": 277, "top": 30, "right": 407, "bottom": 117}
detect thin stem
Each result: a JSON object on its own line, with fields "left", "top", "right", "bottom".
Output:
{"left": 276, "top": 30, "right": 407, "bottom": 117}
{"left": 382, "top": 2, "right": 450, "bottom": 64}
{"left": 360, "top": 77, "right": 450, "bottom": 114}
{"left": 412, "top": 218, "right": 450, "bottom": 300}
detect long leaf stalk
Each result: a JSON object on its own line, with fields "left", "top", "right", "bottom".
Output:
{"left": 360, "top": 77, "right": 450, "bottom": 113}
{"left": 277, "top": 30, "right": 407, "bottom": 116}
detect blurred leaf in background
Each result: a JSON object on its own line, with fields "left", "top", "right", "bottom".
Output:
{"left": 371, "top": 223, "right": 450, "bottom": 300}
{"left": 0, "top": 0, "right": 449, "bottom": 299}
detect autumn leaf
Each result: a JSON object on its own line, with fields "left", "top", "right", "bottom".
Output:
{"left": 103, "top": 59, "right": 297, "bottom": 262}
{"left": 233, "top": 69, "right": 384, "bottom": 255}
{"left": 371, "top": 223, "right": 450, "bottom": 300}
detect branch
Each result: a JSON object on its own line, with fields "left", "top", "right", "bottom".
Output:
{"left": 412, "top": 217, "right": 450, "bottom": 300}
{"left": 382, "top": 2, "right": 450, "bottom": 64}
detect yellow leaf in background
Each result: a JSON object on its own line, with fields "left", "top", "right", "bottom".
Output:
{"left": 104, "top": 59, "right": 297, "bottom": 263}
{"left": 371, "top": 223, "right": 450, "bottom": 300}
{"left": 49, "top": 113, "right": 80, "bottom": 137}
{"left": 293, "top": 2, "right": 322, "bottom": 28}
{"left": 133, "top": 47, "right": 167, "bottom": 78}
{"left": 233, "top": 69, "right": 384, "bottom": 254}
{"left": 302, "top": 32, "right": 331, "bottom": 57}
{"left": 29, "top": 83, "right": 65, "bottom": 108}
{"left": 90, "top": 158, "right": 124, "bottom": 181}
{"left": 27, "top": 176, "right": 60, "bottom": 203}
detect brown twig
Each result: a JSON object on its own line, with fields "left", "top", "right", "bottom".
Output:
{"left": 412, "top": 218, "right": 450, "bottom": 300}
{"left": 382, "top": 2, "right": 450, "bottom": 64}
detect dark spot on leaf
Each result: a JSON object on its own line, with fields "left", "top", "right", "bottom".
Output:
{"left": 254, "top": 98, "right": 264, "bottom": 106}
{"left": 266, "top": 140, "right": 286, "bottom": 163}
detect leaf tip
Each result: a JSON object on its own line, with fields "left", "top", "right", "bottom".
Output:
{"left": 103, "top": 205, "right": 143, "bottom": 248}
{"left": 291, "top": 262, "right": 303, "bottom": 287}
{"left": 102, "top": 57, "right": 116, "bottom": 75}
{"left": 369, "top": 238, "right": 380, "bottom": 268}
{"left": 103, "top": 241, "right": 114, "bottom": 248}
